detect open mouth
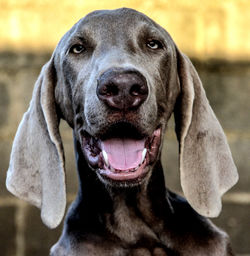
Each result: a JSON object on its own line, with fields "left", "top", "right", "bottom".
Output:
{"left": 81, "top": 123, "right": 161, "bottom": 184}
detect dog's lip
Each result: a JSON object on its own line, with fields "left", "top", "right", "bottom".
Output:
{"left": 81, "top": 127, "right": 161, "bottom": 182}
{"left": 98, "top": 157, "right": 149, "bottom": 181}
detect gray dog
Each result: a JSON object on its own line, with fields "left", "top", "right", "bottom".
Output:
{"left": 7, "top": 8, "right": 238, "bottom": 256}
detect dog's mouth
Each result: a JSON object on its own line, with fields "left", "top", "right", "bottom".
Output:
{"left": 81, "top": 123, "right": 161, "bottom": 184}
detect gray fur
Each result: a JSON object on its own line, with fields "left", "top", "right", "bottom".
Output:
{"left": 6, "top": 8, "right": 238, "bottom": 255}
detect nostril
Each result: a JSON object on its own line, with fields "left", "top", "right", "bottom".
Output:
{"left": 99, "top": 83, "right": 119, "bottom": 97}
{"left": 130, "top": 84, "right": 141, "bottom": 96}
{"left": 130, "top": 83, "right": 148, "bottom": 97}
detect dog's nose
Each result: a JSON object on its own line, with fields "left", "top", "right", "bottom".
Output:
{"left": 97, "top": 69, "right": 148, "bottom": 110}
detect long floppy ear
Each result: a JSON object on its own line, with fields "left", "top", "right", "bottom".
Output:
{"left": 174, "top": 49, "right": 238, "bottom": 217}
{"left": 6, "top": 58, "right": 66, "bottom": 228}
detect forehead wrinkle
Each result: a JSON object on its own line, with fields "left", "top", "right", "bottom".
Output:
{"left": 75, "top": 9, "right": 155, "bottom": 40}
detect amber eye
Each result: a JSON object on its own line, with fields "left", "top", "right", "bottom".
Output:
{"left": 146, "top": 40, "right": 163, "bottom": 50}
{"left": 70, "top": 44, "right": 85, "bottom": 54}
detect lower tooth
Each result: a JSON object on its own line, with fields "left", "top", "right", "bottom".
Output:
{"left": 102, "top": 150, "right": 109, "bottom": 166}
{"left": 140, "top": 148, "right": 147, "bottom": 164}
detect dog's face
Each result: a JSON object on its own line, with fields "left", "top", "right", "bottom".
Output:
{"left": 7, "top": 8, "right": 238, "bottom": 228}
{"left": 54, "top": 9, "right": 180, "bottom": 187}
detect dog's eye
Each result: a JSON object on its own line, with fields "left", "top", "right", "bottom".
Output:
{"left": 70, "top": 44, "right": 85, "bottom": 54}
{"left": 146, "top": 40, "right": 163, "bottom": 50}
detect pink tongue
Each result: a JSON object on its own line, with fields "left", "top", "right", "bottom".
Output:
{"left": 101, "top": 138, "right": 145, "bottom": 170}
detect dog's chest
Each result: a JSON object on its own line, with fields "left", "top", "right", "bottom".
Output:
{"left": 105, "top": 198, "right": 159, "bottom": 243}
{"left": 100, "top": 199, "right": 172, "bottom": 255}
{"left": 51, "top": 197, "right": 225, "bottom": 256}
{"left": 77, "top": 242, "right": 171, "bottom": 256}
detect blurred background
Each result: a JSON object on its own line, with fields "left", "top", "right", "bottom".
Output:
{"left": 0, "top": 0, "right": 249, "bottom": 255}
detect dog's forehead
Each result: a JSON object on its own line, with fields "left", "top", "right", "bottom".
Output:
{"left": 81, "top": 8, "right": 154, "bottom": 30}
{"left": 55, "top": 8, "right": 174, "bottom": 56}
{"left": 72, "top": 8, "right": 167, "bottom": 43}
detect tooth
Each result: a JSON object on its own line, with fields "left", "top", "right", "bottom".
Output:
{"left": 110, "top": 166, "right": 116, "bottom": 172}
{"left": 102, "top": 150, "right": 109, "bottom": 166}
{"left": 140, "top": 148, "right": 147, "bottom": 164}
{"left": 133, "top": 167, "right": 138, "bottom": 172}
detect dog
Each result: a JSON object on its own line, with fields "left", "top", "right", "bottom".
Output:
{"left": 6, "top": 8, "right": 238, "bottom": 256}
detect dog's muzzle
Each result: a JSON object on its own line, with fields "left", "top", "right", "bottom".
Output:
{"left": 80, "top": 68, "right": 160, "bottom": 186}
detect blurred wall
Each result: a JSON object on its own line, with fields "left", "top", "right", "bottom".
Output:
{"left": 1, "top": 0, "right": 250, "bottom": 60}
{"left": 0, "top": 1, "right": 249, "bottom": 256}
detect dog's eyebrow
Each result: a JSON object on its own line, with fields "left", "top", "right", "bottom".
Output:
{"left": 70, "top": 36, "right": 89, "bottom": 44}
{"left": 65, "top": 33, "right": 96, "bottom": 53}
{"left": 138, "top": 25, "right": 165, "bottom": 40}
{"left": 68, "top": 32, "right": 92, "bottom": 43}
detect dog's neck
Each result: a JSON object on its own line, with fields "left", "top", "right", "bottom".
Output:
{"left": 71, "top": 138, "right": 170, "bottom": 234}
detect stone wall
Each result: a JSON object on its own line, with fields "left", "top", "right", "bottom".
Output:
{"left": 0, "top": 52, "right": 249, "bottom": 255}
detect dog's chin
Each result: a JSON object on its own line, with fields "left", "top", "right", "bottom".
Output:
{"left": 80, "top": 123, "right": 162, "bottom": 187}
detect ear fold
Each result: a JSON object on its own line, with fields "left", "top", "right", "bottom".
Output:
{"left": 6, "top": 59, "right": 66, "bottom": 228}
{"left": 174, "top": 49, "right": 238, "bottom": 217}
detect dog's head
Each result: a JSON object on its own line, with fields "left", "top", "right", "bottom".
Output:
{"left": 6, "top": 8, "right": 238, "bottom": 228}
{"left": 55, "top": 9, "right": 179, "bottom": 188}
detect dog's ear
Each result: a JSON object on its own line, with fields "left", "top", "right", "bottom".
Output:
{"left": 174, "top": 49, "right": 238, "bottom": 217}
{"left": 6, "top": 58, "right": 66, "bottom": 228}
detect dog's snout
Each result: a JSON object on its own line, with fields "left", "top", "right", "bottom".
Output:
{"left": 97, "top": 69, "right": 148, "bottom": 110}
